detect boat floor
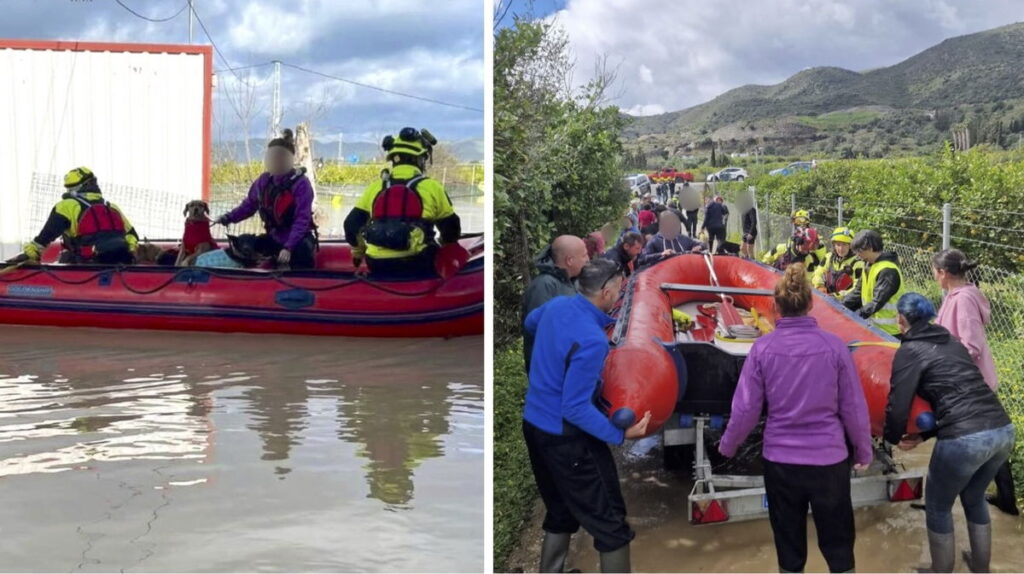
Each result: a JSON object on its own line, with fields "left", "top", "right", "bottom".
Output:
{"left": 673, "top": 301, "right": 761, "bottom": 355}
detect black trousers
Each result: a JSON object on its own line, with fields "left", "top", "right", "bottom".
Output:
{"left": 366, "top": 245, "right": 438, "bottom": 278}
{"left": 523, "top": 420, "right": 635, "bottom": 552}
{"left": 684, "top": 211, "right": 699, "bottom": 237}
{"left": 763, "top": 459, "right": 855, "bottom": 573}
{"left": 706, "top": 226, "right": 727, "bottom": 253}
{"left": 254, "top": 233, "right": 317, "bottom": 269}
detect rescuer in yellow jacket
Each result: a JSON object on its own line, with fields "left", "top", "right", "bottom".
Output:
{"left": 343, "top": 127, "right": 461, "bottom": 276}
{"left": 843, "top": 229, "right": 906, "bottom": 336}
{"left": 761, "top": 227, "right": 826, "bottom": 273}
{"left": 7, "top": 167, "right": 138, "bottom": 265}
{"left": 812, "top": 227, "right": 864, "bottom": 298}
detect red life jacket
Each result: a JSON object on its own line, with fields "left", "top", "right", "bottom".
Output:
{"left": 70, "top": 196, "right": 128, "bottom": 259}
{"left": 823, "top": 254, "right": 856, "bottom": 293}
{"left": 258, "top": 170, "right": 305, "bottom": 231}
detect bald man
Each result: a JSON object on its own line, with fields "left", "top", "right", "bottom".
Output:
{"left": 638, "top": 211, "right": 706, "bottom": 268}
{"left": 522, "top": 235, "right": 589, "bottom": 371}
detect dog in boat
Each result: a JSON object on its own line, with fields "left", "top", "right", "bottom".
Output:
{"left": 194, "top": 234, "right": 263, "bottom": 269}
{"left": 134, "top": 240, "right": 166, "bottom": 265}
{"left": 175, "top": 200, "right": 218, "bottom": 266}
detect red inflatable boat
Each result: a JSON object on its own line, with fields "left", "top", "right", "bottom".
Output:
{"left": 602, "top": 253, "right": 932, "bottom": 438}
{"left": 0, "top": 237, "right": 484, "bottom": 338}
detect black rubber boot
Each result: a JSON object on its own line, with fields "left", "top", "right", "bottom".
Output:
{"left": 986, "top": 460, "right": 1020, "bottom": 516}
{"left": 917, "top": 529, "right": 955, "bottom": 573}
{"left": 539, "top": 532, "right": 572, "bottom": 573}
{"left": 599, "top": 544, "right": 631, "bottom": 573}
{"left": 962, "top": 521, "right": 992, "bottom": 573}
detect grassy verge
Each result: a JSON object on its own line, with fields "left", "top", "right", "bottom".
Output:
{"left": 493, "top": 341, "right": 536, "bottom": 571}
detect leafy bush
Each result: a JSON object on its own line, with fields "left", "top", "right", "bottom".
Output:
{"left": 493, "top": 342, "right": 535, "bottom": 571}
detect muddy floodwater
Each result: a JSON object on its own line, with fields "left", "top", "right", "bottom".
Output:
{"left": 510, "top": 436, "right": 1024, "bottom": 573}
{"left": 0, "top": 327, "right": 483, "bottom": 572}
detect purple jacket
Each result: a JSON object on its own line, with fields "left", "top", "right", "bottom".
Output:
{"left": 223, "top": 171, "right": 314, "bottom": 251}
{"left": 719, "top": 316, "right": 874, "bottom": 466}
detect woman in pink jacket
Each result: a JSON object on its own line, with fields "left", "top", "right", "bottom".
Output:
{"left": 933, "top": 248, "right": 1018, "bottom": 516}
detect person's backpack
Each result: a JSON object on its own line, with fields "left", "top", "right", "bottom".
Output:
{"left": 71, "top": 196, "right": 129, "bottom": 259}
{"left": 364, "top": 174, "right": 429, "bottom": 251}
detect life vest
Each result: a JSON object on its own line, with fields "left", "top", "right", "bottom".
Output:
{"left": 364, "top": 175, "right": 430, "bottom": 252}
{"left": 68, "top": 196, "right": 129, "bottom": 259}
{"left": 258, "top": 170, "right": 305, "bottom": 231}
{"left": 861, "top": 259, "right": 906, "bottom": 335}
{"left": 772, "top": 244, "right": 821, "bottom": 272}
{"left": 822, "top": 252, "right": 859, "bottom": 294}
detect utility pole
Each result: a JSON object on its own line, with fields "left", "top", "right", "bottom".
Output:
{"left": 337, "top": 132, "right": 343, "bottom": 163}
{"left": 271, "top": 60, "right": 282, "bottom": 136}
{"left": 188, "top": 0, "right": 194, "bottom": 44}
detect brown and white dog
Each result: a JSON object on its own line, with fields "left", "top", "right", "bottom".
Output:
{"left": 175, "top": 200, "right": 219, "bottom": 266}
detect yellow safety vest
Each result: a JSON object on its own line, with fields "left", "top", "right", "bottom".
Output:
{"left": 861, "top": 259, "right": 905, "bottom": 335}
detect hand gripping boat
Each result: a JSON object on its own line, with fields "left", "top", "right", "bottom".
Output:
{"left": 0, "top": 236, "right": 483, "bottom": 338}
{"left": 601, "top": 253, "right": 933, "bottom": 438}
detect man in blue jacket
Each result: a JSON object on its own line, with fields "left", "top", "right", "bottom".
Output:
{"left": 522, "top": 258, "right": 652, "bottom": 573}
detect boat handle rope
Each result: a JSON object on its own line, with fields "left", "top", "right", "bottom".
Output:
{"left": 0, "top": 264, "right": 459, "bottom": 298}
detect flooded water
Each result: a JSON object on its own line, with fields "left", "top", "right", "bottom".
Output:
{"left": 0, "top": 327, "right": 483, "bottom": 572}
{"left": 510, "top": 437, "right": 1024, "bottom": 573}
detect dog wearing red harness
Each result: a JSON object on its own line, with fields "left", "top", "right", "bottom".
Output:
{"left": 175, "top": 200, "right": 219, "bottom": 266}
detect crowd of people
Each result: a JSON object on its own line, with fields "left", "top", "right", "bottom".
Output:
{"left": 516, "top": 187, "right": 1017, "bottom": 573}
{"left": 4, "top": 127, "right": 462, "bottom": 278}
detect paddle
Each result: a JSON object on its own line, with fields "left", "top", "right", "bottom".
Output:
{"left": 0, "top": 256, "right": 31, "bottom": 275}
{"left": 435, "top": 241, "right": 472, "bottom": 280}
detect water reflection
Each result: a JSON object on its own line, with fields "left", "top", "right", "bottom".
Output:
{"left": 0, "top": 328, "right": 483, "bottom": 571}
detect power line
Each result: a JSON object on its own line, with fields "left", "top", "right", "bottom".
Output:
{"left": 114, "top": 0, "right": 188, "bottom": 23}
{"left": 215, "top": 62, "right": 273, "bottom": 75}
{"left": 280, "top": 62, "right": 484, "bottom": 113}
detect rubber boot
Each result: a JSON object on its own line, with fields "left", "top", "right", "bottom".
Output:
{"left": 962, "top": 521, "right": 992, "bottom": 574}
{"left": 539, "top": 532, "right": 572, "bottom": 573}
{"left": 917, "top": 530, "right": 955, "bottom": 573}
{"left": 986, "top": 460, "right": 1020, "bottom": 516}
{"left": 599, "top": 544, "right": 631, "bottom": 573}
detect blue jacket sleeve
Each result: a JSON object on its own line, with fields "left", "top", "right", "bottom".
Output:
{"left": 561, "top": 338, "right": 625, "bottom": 445}
{"left": 524, "top": 301, "right": 547, "bottom": 336}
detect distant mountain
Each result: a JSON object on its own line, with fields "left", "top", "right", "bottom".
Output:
{"left": 214, "top": 138, "right": 484, "bottom": 163}
{"left": 625, "top": 22, "right": 1024, "bottom": 159}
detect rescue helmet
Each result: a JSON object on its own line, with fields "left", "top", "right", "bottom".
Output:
{"left": 792, "top": 208, "right": 810, "bottom": 226}
{"left": 64, "top": 166, "right": 96, "bottom": 189}
{"left": 831, "top": 226, "right": 854, "bottom": 244}
{"left": 382, "top": 127, "right": 436, "bottom": 159}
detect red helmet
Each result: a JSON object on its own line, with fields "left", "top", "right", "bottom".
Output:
{"left": 793, "top": 228, "right": 819, "bottom": 252}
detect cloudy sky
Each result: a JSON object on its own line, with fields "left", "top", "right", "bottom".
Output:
{"left": 0, "top": 0, "right": 483, "bottom": 143}
{"left": 508, "top": 0, "right": 1023, "bottom": 116}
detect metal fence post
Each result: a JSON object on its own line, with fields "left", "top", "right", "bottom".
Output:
{"left": 752, "top": 186, "right": 765, "bottom": 254}
{"left": 942, "top": 203, "right": 952, "bottom": 250}
{"left": 790, "top": 194, "right": 796, "bottom": 234}
{"left": 837, "top": 197, "right": 844, "bottom": 227}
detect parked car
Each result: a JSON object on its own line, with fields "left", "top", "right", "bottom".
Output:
{"left": 624, "top": 173, "right": 652, "bottom": 196}
{"left": 706, "top": 167, "right": 748, "bottom": 182}
{"left": 769, "top": 161, "right": 815, "bottom": 176}
{"left": 649, "top": 168, "right": 695, "bottom": 184}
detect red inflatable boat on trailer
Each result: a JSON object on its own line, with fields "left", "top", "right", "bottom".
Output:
{"left": 601, "top": 253, "right": 933, "bottom": 438}
{"left": 0, "top": 236, "right": 484, "bottom": 338}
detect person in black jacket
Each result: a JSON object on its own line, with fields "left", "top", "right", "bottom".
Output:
{"left": 638, "top": 211, "right": 705, "bottom": 268}
{"left": 885, "top": 293, "right": 1015, "bottom": 574}
{"left": 700, "top": 196, "right": 729, "bottom": 254}
{"left": 602, "top": 232, "right": 644, "bottom": 277}
{"left": 521, "top": 235, "right": 588, "bottom": 370}
{"left": 741, "top": 205, "right": 757, "bottom": 259}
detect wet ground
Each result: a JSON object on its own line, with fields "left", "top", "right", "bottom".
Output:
{"left": 508, "top": 436, "right": 1024, "bottom": 573}
{"left": 0, "top": 327, "right": 483, "bottom": 572}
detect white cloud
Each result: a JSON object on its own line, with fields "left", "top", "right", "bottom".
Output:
{"left": 548, "top": 0, "right": 1023, "bottom": 116}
